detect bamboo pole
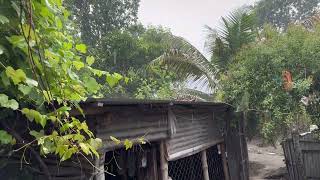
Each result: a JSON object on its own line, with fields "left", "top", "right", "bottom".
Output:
{"left": 201, "top": 150, "right": 210, "bottom": 180}
{"left": 160, "top": 141, "right": 168, "bottom": 180}
{"left": 220, "top": 143, "right": 230, "bottom": 180}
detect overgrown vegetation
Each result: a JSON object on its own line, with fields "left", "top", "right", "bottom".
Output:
{"left": 219, "top": 24, "right": 320, "bottom": 143}
{"left": 151, "top": 2, "right": 320, "bottom": 143}
{"left": 1, "top": 0, "right": 320, "bottom": 178}
{"left": 0, "top": 0, "right": 138, "bottom": 178}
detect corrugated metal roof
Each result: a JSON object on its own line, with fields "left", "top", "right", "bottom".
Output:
{"left": 82, "top": 98, "right": 231, "bottom": 108}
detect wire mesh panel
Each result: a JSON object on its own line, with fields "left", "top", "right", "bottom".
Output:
{"left": 206, "top": 145, "right": 225, "bottom": 180}
{"left": 168, "top": 152, "right": 204, "bottom": 180}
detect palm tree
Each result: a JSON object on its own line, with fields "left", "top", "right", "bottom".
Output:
{"left": 206, "top": 9, "right": 256, "bottom": 70}
{"left": 150, "top": 9, "right": 256, "bottom": 96}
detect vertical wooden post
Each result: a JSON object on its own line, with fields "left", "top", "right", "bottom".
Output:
{"left": 220, "top": 143, "right": 230, "bottom": 180}
{"left": 201, "top": 150, "right": 210, "bottom": 180}
{"left": 151, "top": 146, "right": 159, "bottom": 180}
{"left": 292, "top": 131, "right": 306, "bottom": 180}
{"left": 94, "top": 152, "right": 105, "bottom": 180}
{"left": 160, "top": 141, "right": 168, "bottom": 180}
{"left": 225, "top": 109, "right": 249, "bottom": 180}
{"left": 239, "top": 112, "right": 249, "bottom": 180}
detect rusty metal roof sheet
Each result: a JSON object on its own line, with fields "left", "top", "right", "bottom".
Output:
{"left": 82, "top": 98, "right": 232, "bottom": 108}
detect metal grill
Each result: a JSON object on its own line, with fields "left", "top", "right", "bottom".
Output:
{"left": 168, "top": 145, "right": 225, "bottom": 180}
{"left": 168, "top": 152, "right": 204, "bottom": 180}
{"left": 207, "top": 145, "right": 225, "bottom": 180}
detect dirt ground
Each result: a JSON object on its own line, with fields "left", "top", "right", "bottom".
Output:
{"left": 248, "top": 139, "right": 289, "bottom": 180}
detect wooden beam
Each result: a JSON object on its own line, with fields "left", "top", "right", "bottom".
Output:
{"left": 167, "top": 139, "right": 224, "bottom": 161}
{"left": 201, "top": 150, "right": 210, "bottom": 180}
{"left": 151, "top": 146, "right": 159, "bottom": 180}
{"left": 292, "top": 131, "right": 306, "bottom": 180}
{"left": 220, "top": 143, "right": 230, "bottom": 180}
{"left": 160, "top": 141, "right": 168, "bottom": 180}
{"left": 94, "top": 152, "right": 105, "bottom": 180}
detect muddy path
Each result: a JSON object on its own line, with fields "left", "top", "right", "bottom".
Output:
{"left": 248, "top": 140, "right": 288, "bottom": 180}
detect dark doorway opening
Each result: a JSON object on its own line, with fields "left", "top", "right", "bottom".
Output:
{"left": 104, "top": 144, "right": 159, "bottom": 180}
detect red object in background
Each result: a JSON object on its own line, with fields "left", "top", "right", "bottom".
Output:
{"left": 283, "top": 70, "right": 293, "bottom": 91}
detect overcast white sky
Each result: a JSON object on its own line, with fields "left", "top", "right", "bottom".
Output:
{"left": 138, "top": 0, "right": 257, "bottom": 56}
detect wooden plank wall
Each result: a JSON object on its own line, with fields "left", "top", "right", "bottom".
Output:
{"left": 283, "top": 131, "right": 320, "bottom": 180}
{"left": 166, "top": 108, "right": 225, "bottom": 161}
{"left": 90, "top": 106, "right": 169, "bottom": 151}
{"left": 225, "top": 110, "right": 249, "bottom": 180}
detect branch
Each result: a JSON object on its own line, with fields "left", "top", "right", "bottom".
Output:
{"left": 0, "top": 120, "right": 52, "bottom": 180}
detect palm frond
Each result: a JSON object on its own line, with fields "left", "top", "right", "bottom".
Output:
{"left": 302, "top": 12, "right": 320, "bottom": 30}
{"left": 205, "top": 9, "right": 256, "bottom": 68}
{"left": 150, "top": 36, "right": 218, "bottom": 91}
{"left": 173, "top": 88, "right": 214, "bottom": 102}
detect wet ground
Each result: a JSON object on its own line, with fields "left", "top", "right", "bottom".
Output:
{"left": 248, "top": 140, "right": 288, "bottom": 180}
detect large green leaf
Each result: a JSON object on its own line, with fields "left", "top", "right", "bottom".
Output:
{"left": 106, "top": 73, "right": 122, "bottom": 88}
{"left": 0, "top": 94, "right": 19, "bottom": 110}
{"left": 0, "top": 130, "right": 15, "bottom": 145}
{"left": 79, "top": 142, "right": 91, "bottom": 155}
{"left": 75, "top": 44, "right": 87, "bottom": 53}
{"left": 63, "top": 42, "right": 72, "bottom": 50}
{"left": 6, "top": 35, "right": 34, "bottom": 50}
{"left": 22, "top": 108, "right": 47, "bottom": 128}
{"left": 0, "top": 15, "right": 9, "bottom": 24}
{"left": 84, "top": 77, "right": 100, "bottom": 93}
{"left": 5, "top": 66, "right": 27, "bottom": 85}
{"left": 60, "top": 147, "right": 77, "bottom": 161}
{"left": 86, "top": 56, "right": 95, "bottom": 66}
{"left": 26, "top": 78, "right": 38, "bottom": 87}
{"left": 18, "top": 84, "right": 33, "bottom": 95}
{"left": 29, "top": 130, "right": 45, "bottom": 140}
{"left": 73, "top": 61, "right": 85, "bottom": 70}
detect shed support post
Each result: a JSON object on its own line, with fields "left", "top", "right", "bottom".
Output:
{"left": 201, "top": 150, "right": 210, "bottom": 180}
{"left": 292, "top": 131, "right": 306, "bottom": 180}
{"left": 220, "top": 143, "right": 230, "bottom": 180}
{"left": 160, "top": 141, "right": 168, "bottom": 180}
{"left": 151, "top": 146, "right": 159, "bottom": 180}
{"left": 94, "top": 152, "right": 105, "bottom": 180}
{"left": 225, "top": 110, "right": 249, "bottom": 180}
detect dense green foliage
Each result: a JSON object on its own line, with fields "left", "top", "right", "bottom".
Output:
{"left": 64, "top": 0, "right": 178, "bottom": 100}
{"left": 93, "top": 25, "right": 180, "bottom": 99}
{"left": 0, "top": 0, "right": 105, "bottom": 160}
{"left": 254, "top": 0, "right": 320, "bottom": 29}
{"left": 1, "top": 2, "right": 319, "bottom": 177}
{"left": 95, "top": 25, "right": 172, "bottom": 73}
{"left": 150, "top": 7, "right": 320, "bottom": 142}
{"left": 65, "top": 0, "right": 140, "bottom": 46}
{"left": 219, "top": 24, "right": 320, "bottom": 142}
{"left": 0, "top": 1, "right": 138, "bottom": 177}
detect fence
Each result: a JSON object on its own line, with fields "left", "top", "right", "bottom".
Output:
{"left": 225, "top": 111, "right": 249, "bottom": 180}
{"left": 282, "top": 131, "right": 320, "bottom": 180}
{"left": 168, "top": 145, "right": 224, "bottom": 180}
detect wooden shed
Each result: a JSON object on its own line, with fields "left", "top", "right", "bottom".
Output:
{"left": 75, "top": 99, "right": 249, "bottom": 180}
{"left": 0, "top": 99, "right": 249, "bottom": 180}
